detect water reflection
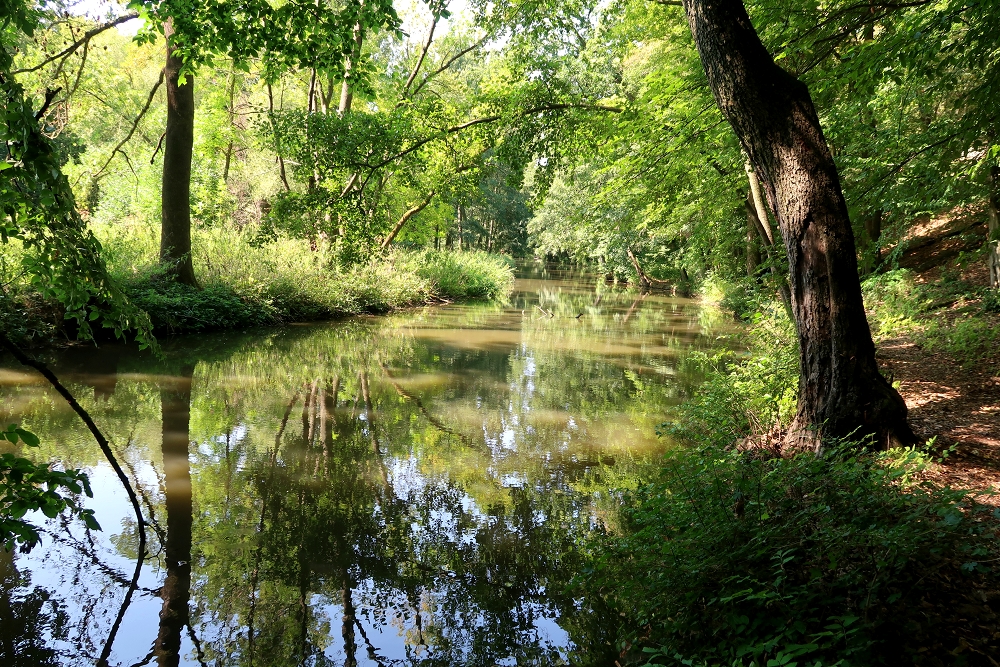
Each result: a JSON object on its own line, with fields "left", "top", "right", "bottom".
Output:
{"left": 157, "top": 366, "right": 194, "bottom": 666}
{"left": 0, "top": 265, "right": 729, "bottom": 665}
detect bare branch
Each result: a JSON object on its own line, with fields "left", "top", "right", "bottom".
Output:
{"left": 92, "top": 71, "right": 164, "bottom": 181}
{"left": 14, "top": 12, "right": 140, "bottom": 75}
{"left": 401, "top": 14, "right": 440, "bottom": 100}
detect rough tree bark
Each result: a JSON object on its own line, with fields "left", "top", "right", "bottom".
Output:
{"left": 160, "top": 18, "right": 198, "bottom": 287}
{"left": 681, "top": 0, "right": 914, "bottom": 450}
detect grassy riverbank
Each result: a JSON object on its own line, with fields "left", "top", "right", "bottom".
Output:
{"left": 0, "top": 222, "right": 514, "bottom": 345}
{"left": 580, "top": 282, "right": 1000, "bottom": 665}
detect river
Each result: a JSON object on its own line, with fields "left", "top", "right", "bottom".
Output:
{"left": 0, "top": 263, "right": 728, "bottom": 666}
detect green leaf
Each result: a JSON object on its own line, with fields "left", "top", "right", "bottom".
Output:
{"left": 14, "top": 428, "right": 39, "bottom": 447}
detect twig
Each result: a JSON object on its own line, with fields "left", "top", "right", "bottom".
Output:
{"left": 34, "top": 87, "right": 62, "bottom": 120}
{"left": 400, "top": 14, "right": 439, "bottom": 100}
{"left": 0, "top": 334, "right": 150, "bottom": 666}
{"left": 14, "top": 12, "right": 140, "bottom": 75}
{"left": 92, "top": 71, "right": 164, "bottom": 181}
{"left": 409, "top": 34, "right": 488, "bottom": 99}
{"left": 150, "top": 131, "right": 166, "bottom": 164}
{"left": 0, "top": 333, "right": 146, "bottom": 538}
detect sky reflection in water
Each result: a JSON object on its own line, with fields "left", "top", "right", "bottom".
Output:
{"left": 0, "top": 264, "right": 730, "bottom": 666}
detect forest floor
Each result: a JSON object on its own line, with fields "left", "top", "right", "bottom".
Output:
{"left": 875, "top": 206, "right": 1000, "bottom": 503}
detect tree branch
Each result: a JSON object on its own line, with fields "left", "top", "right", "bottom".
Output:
{"left": 408, "top": 34, "right": 488, "bottom": 100}
{"left": 14, "top": 12, "right": 140, "bottom": 75}
{"left": 93, "top": 71, "right": 164, "bottom": 182}
{"left": 34, "top": 86, "right": 62, "bottom": 120}
{"left": 401, "top": 14, "right": 439, "bottom": 100}
{"left": 365, "top": 102, "right": 623, "bottom": 172}
{"left": 0, "top": 333, "right": 147, "bottom": 540}
{"left": 381, "top": 191, "right": 436, "bottom": 249}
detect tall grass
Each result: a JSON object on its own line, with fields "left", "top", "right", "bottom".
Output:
{"left": 3, "top": 222, "right": 514, "bottom": 341}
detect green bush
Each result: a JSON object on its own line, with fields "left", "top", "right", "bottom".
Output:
{"left": 124, "top": 278, "right": 271, "bottom": 334}
{"left": 921, "top": 315, "right": 1000, "bottom": 367}
{"left": 589, "top": 442, "right": 999, "bottom": 666}
{"left": 863, "top": 269, "right": 1000, "bottom": 367}
{"left": 664, "top": 310, "right": 798, "bottom": 448}
{"left": 583, "top": 306, "right": 1000, "bottom": 666}
{"left": 2, "top": 221, "right": 516, "bottom": 339}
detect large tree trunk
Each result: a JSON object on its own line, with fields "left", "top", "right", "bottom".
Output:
{"left": 160, "top": 18, "right": 198, "bottom": 287}
{"left": 681, "top": 0, "right": 914, "bottom": 450}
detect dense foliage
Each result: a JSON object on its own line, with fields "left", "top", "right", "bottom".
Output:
{"left": 3, "top": 0, "right": 1000, "bottom": 661}
{"left": 0, "top": 424, "right": 99, "bottom": 552}
{"left": 580, "top": 312, "right": 1000, "bottom": 665}
{"left": 591, "top": 442, "right": 1000, "bottom": 665}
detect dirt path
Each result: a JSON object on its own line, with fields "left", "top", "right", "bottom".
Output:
{"left": 878, "top": 339, "right": 1000, "bottom": 501}
{"left": 875, "top": 203, "right": 1000, "bottom": 500}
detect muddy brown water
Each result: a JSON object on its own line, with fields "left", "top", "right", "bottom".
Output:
{"left": 0, "top": 264, "right": 730, "bottom": 666}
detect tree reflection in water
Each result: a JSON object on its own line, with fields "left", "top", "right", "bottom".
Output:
{"left": 156, "top": 366, "right": 195, "bottom": 667}
{"left": 0, "top": 269, "right": 725, "bottom": 665}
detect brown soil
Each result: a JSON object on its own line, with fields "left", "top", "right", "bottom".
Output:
{"left": 878, "top": 338, "right": 1000, "bottom": 501}
{"left": 875, "top": 204, "right": 1000, "bottom": 502}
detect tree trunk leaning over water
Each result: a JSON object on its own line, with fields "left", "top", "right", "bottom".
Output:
{"left": 160, "top": 18, "right": 198, "bottom": 287}
{"left": 681, "top": 0, "right": 915, "bottom": 451}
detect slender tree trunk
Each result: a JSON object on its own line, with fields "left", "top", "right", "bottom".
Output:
{"left": 682, "top": 0, "right": 913, "bottom": 450}
{"left": 862, "top": 209, "right": 882, "bottom": 275}
{"left": 160, "top": 19, "right": 198, "bottom": 287}
{"left": 745, "top": 175, "right": 793, "bottom": 317}
{"left": 745, "top": 193, "right": 761, "bottom": 278}
{"left": 381, "top": 191, "right": 435, "bottom": 250}
{"left": 222, "top": 71, "right": 236, "bottom": 184}
{"left": 338, "top": 11, "right": 364, "bottom": 116}
{"left": 989, "top": 164, "right": 1000, "bottom": 289}
{"left": 341, "top": 572, "right": 358, "bottom": 667}
{"left": 267, "top": 83, "right": 292, "bottom": 192}
{"left": 456, "top": 206, "right": 464, "bottom": 251}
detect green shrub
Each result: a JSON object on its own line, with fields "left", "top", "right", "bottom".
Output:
{"left": 863, "top": 269, "right": 999, "bottom": 368}
{"left": 124, "top": 278, "right": 271, "bottom": 333}
{"left": 583, "top": 305, "right": 1000, "bottom": 666}
{"left": 408, "top": 250, "right": 516, "bottom": 300}
{"left": 664, "top": 310, "right": 798, "bottom": 448}
{"left": 588, "top": 442, "right": 999, "bottom": 666}
{"left": 983, "top": 289, "right": 1000, "bottom": 314}
{"left": 1, "top": 221, "right": 516, "bottom": 338}
{"left": 920, "top": 315, "right": 1000, "bottom": 367}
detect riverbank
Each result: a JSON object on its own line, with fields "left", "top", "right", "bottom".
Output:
{"left": 581, "top": 254, "right": 1000, "bottom": 665}
{"left": 0, "top": 222, "right": 515, "bottom": 345}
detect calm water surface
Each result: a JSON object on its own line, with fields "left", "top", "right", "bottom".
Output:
{"left": 0, "top": 264, "right": 729, "bottom": 666}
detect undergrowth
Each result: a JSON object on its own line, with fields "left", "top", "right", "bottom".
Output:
{"left": 863, "top": 268, "right": 1000, "bottom": 367}
{"left": 582, "top": 309, "right": 1000, "bottom": 667}
{"left": 1, "top": 222, "right": 515, "bottom": 340}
